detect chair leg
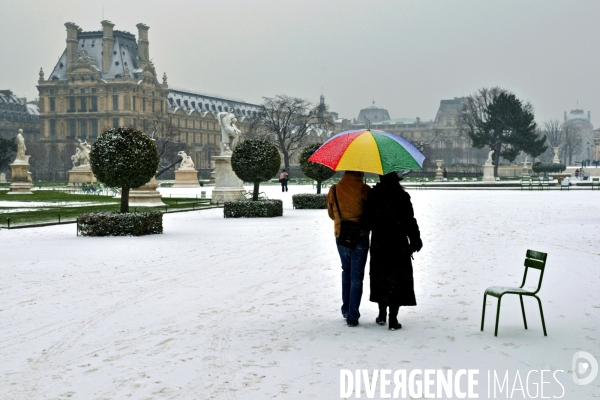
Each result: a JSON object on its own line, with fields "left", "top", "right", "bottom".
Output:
{"left": 519, "top": 295, "right": 528, "bottom": 329}
{"left": 535, "top": 296, "right": 548, "bottom": 336}
{"left": 494, "top": 296, "right": 502, "bottom": 336}
{"left": 481, "top": 293, "right": 487, "bottom": 331}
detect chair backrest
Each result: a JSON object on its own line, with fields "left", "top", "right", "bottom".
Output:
{"left": 521, "top": 249, "right": 547, "bottom": 293}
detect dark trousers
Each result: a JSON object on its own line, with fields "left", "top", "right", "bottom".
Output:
{"left": 281, "top": 180, "right": 288, "bottom": 192}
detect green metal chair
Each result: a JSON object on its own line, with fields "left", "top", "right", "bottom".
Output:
{"left": 592, "top": 177, "right": 599, "bottom": 191}
{"left": 520, "top": 177, "right": 531, "bottom": 191}
{"left": 481, "top": 249, "right": 548, "bottom": 337}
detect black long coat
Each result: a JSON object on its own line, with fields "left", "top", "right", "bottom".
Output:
{"left": 362, "top": 178, "right": 421, "bottom": 307}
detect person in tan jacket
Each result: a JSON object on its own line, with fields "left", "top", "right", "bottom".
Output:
{"left": 327, "top": 171, "right": 371, "bottom": 327}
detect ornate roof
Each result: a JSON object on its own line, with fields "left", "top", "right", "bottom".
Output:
{"left": 47, "top": 30, "right": 141, "bottom": 81}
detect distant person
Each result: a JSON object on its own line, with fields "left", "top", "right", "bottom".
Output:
{"left": 362, "top": 172, "right": 422, "bottom": 331}
{"left": 327, "top": 171, "right": 371, "bottom": 327}
{"left": 575, "top": 169, "right": 580, "bottom": 178}
{"left": 279, "top": 169, "right": 289, "bottom": 192}
{"left": 442, "top": 167, "right": 448, "bottom": 179}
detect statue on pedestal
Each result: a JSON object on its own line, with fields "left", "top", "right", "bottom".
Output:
{"left": 217, "top": 112, "right": 241, "bottom": 155}
{"left": 15, "top": 129, "right": 27, "bottom": 163}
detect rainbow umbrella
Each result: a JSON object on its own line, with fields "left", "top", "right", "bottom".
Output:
{"left": 308, "top": 129, "right": 425, "bottom": 175}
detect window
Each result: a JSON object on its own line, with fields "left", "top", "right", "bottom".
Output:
{"left": 69, "top": 119, "right": 76, "bottom": 138}
{"left": 91, "top": 96, "right": 97, "bottom": 111}
{"left": 113, "top": 118, "right": 119, "bottom": 128}
{"left": 80, "top": 88, "right": 86, "bottom": 94}
{"left": 112, "top": 87, "right": 118, "bottom": 93}
{"left": 91, "top": 88, "right": 97, "bottom": 93}
{"left": 132, "top": 96, "right": 136, "bottom": 110}
{"left": 152, "top": 99, "right": 155, "bottom": 112}
{"left": 90, "top": 119, "right": 98, "bottom": 138}
{"left": 69, "top": 89, "right": 74, "bottom": 94}
{"left": 49, "top": 97, "right": 56, "bottom": 112}
{"left": 68, "top": 96, "right": 75, "bottom": 112}
{"left": 50, "top": 89, "right": 55, "bottom": 95}
{"left": 79, "top": 96, "right": 87, "bottom": 112}
{"left": 50, "top": 120, "right": 56, "bottom": 137}
{"left": 112, "top": 95, "right": 118, "bottom": 110}
{"left": 80, "top": 119, "right": 87, "bottom": 137}
{"left": 142, "top": 98, "right": 146, "bottom": 112}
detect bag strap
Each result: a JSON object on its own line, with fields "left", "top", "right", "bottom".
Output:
{"left": 333, "top": 184, "right": 344, "bottom": 221}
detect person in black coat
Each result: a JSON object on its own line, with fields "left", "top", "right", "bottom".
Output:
{"left": 361, "top": 172, "right": 423, "bottom": 330}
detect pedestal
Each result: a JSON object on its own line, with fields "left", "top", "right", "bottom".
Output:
{"left": 67, "top": 165, "right": 96, "bottom": 188}
{"left": 0, "top": 173, "right": 6, "bottom": 183}
{"left": 482, "top": 164, "right": 495, "bottom": 182}
{"left": 173, "top": 168, "right": 199, "bottom": 188}
{"left": 211, "top": 155, "right": 245, "bottom": 204}
{"left": 209, "top": 161, "right": 216, "bottom": 184}
{"left": 127, "top": 176, "right": 165, "bottom": 206}
{"left": 435, "top": 160, "right": 443, "bottom": 181}
{"left": 8, "top": 161, "right": 33, "bottom": 194}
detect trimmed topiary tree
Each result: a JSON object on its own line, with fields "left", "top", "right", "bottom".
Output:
{"left": 532, "top": 162, "right": 566, "bottom": 176}
{"left": 231, "top": 138, "right": 281, "bottom": 201}
{"left": 90, "top": 127, "right": 159, "bottom": 213}
{"left": 299, "top": 144, "right": 335, "bottom": 194}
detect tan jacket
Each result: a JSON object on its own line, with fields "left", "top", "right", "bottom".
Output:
{"left": 327, "top": 173, "right": 371, "bottom": 237}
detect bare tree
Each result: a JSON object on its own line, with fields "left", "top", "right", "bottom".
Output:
{"left": 145, "top": 111, "right": 188, "bottom": 178}
{"left": 539, "top": 120, "right": 564, "bottom": 162}
{"left": 248, "top": 95, "right": 334, "bottom": 173}
{"left": 562, "top": 124, "right": 582, "bottom": 165}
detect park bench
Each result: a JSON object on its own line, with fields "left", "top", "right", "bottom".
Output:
{"left": 531, "top": 177, "right": 542, "bottom": 190}
{"left": 520, "top": 178, "right": 531, "bottom": 191}
{"left": 541, "top": 177, "right": 550, "bottom": 190}
{"left": 481, "top": 249, "right": 548, "bottom": 337}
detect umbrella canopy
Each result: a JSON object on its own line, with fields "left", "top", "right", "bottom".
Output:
{"left": 308, "top": 129, "right": 425, "bottom": 175}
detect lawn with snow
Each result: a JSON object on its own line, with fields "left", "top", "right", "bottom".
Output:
{"left": 1, "top": 186, "right": 599, "bottom": 398}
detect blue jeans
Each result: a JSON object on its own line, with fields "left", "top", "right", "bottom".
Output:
{"left": 337, "top": 236, "right": 369, "bottom": 325}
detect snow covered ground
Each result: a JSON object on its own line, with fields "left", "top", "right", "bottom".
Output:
{"left": 1, "top": 185, "right": 599, "bottom": 399}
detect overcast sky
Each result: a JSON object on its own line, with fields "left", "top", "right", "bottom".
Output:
{"left": 1, "top": 0, "right": 598, "bottom": 125}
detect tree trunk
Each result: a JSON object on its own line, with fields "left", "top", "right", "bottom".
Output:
{"left": 493, "top": 147, "right": 501, "bottom": 177}
{"left": 121, "top": 187, "right": 130, "bottom": 213}
{"left": 253, "top": 181, "right": 260, "bottom": 201}
{"left": 316, "top": 180, "right": 322, "bottom": 195}
{"left": 283, "top": 153, "right": 290, "bottom": 176}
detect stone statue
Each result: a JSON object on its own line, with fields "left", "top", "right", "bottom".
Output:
{"left": 523, "top": 156, "right": 529, "bottom": 168}
{"left": 177, "top": 150, "right": 195, "bottom": 169}
{"left": 15, "top": 129, "right": 27, "bottom": 163}
{"left": 217, "top": 112, "right": 241, "bottom": 155}
{"left": 162, "top": 72, "right": 168, "bottom": 85}
{"left": 485, "top": 150, "right": 494, "bottom": 166}
{"left": 71, "top": 139, "right": 91, "bottom": 167}
{"left": 39, "top": 68, "right": 44, "bottom": 81}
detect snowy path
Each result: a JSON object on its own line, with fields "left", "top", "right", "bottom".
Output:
{"left": 1, "top": 188, "right": 599, "bottom": 398}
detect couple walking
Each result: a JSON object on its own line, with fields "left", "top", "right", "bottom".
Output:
{"left": 327, "top": 171, "right": 422, "bottom": 330}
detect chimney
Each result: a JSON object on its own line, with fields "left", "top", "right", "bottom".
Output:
{"left": 101, "top": 20, "right": 115, "bottom": 74}
{"left": 564, "top": 111, "right": 567, "bottom": 122}
{"left": 64, "top": 22, "right": 79, "bottom": 68}
{"left": 136, "top": 23, "right": 150, "bottom": 62}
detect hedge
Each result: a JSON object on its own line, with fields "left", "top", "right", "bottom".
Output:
{"left": 292, "top": 194, "right": 328, "bottom": 209}
{"left": 78, "top": 211, "right": 163, "bottom": 236}
{"left": 224, "top": 200, "right": 283, "bottom": 218}
{"left": 532, "top": 162, "right": 566, "bottom": 174}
